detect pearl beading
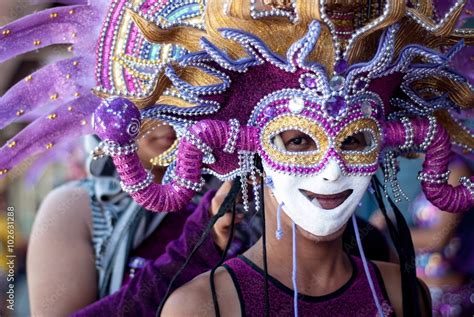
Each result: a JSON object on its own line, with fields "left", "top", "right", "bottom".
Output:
{"left": 185, "top": 132, "right": 216, "bottom": 164}
{"left": 199, "top": 36, "right": 262, "bottom": 73}
{"left": 417, "top": 170, "right": 451, "bottom": 184}
{"left": 383, "top": 150, "right": 409, "bottom": 203}
{"left": 419, "top": 116, "right": 437, "bottom": 151}
{"left": 173, "top": 175, "right": 205, "bottom": 192}
{"left": 318, "top": 0, "right": 391, "bottom": 67}
{"left": 202, "top": 167, "right": 241, "bottom": 181}
{"left": 219, "top": 28, "right": 292, "bottom": 72}
{"left": 249, "top": 0, "right": 298, "bottom": 24}
{"left": 346, "top": 25, "right": 398, "bottom": 95}
{"left": 399, "top": 116, "right": 415, "bottom": 151}
{"left": 93, "top": 140, "right": 138, "bottom": 159}
{"left": 96, "top": 0, "right": 205, "bottom": 98}
{"left": 223, "top": 119, "right": 240, "bottom": 154}
{"left": 120, "top": 170, "right": 154, "bottom": 194}
{"left": 459, "top": 177, "right": 474, "bottom": 198}
{"left": 405, "top": 0, "right": 464, "bottom": 34}
{"left": 238, "top": 151, "right": 254, "bottom": 213}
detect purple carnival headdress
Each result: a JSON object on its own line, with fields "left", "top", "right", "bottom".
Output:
{"left": 93, "top": 19, "right": 474, "bottom": 213}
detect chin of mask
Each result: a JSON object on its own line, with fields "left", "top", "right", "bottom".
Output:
{"left": 264, "top": 159, "right": 372, "bottom": 237}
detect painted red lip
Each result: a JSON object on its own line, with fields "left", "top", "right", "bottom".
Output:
{"left": 299, "top": 189, "right": 353, "bottom": 210}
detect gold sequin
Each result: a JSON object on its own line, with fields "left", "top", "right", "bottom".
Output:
{"left": 47, "top": 113, "right": 57, "bottom": 120}
{"left": 0, "top": 169, "right": 8, "bottom": 175}
{"left": 74, "top": 92, "right": 81, "bottom": 97}
{"left": 69, "top": 9, "right": 75, "bottom": 14}
{"left": 16, "top": 109, "right": 25, "bottom": 116}
{"left": 7, "top": 141, "right": 16, "bottom": 148}
{"left": 50, "top": 94, "right": 59, "bottom": 100}
{"left": 45, "top": 143, "right": 54, "bottom": 150}
{"left": 71, "top": 32, "right": 77, "bottom": 38}
{"left": 261, "top": 115, "right": 328, "bottom": 166}
{"left": 66, "top": 74, "right": 71, "bottom": 79}
{"left": 25, "top": 75, "right": 33, "bottom": 82}
{"left": 73, "top": 61, "right": 79, "bottom": 66}
{"left": 67, "top": 106, "right": 73, "bottom": 111}
{"left": 33, "top": 40, "right": 41, "bottom": 46}
{"left": 50, "top": 12, "right": 58, "bottom": 18}
{"left": 335, "top": 118, "right": 381, "bottom": 165}
{"left": 2, "top": 29, "right": 11, "bottom": 36}
{"left": 68, "top": 46, "right": 74, "bottom": 52}
{"left": 80, "top": 119, "right": 87, "bottom": 126}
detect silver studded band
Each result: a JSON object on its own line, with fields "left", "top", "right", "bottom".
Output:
{"left": 417, "top": 170, "right": 451, "bottom": 184}
{"left": 173, "top": 176, "right": 206, "bottom": 192}
{"left": 419, "top": 116, "right": 437, "bottom": 151}
{"left": 459, "top": 177, "right": 474, "bottom": 198}
{"left": 399, "top": 117, "right": 414, "bottom": 151}
{"left": 92, "top": 140, "right": 139, "bottom": 159}
{"left": 223, "top": 118, "right": 240, "bottom": 154}
{"left": 120, "top": 170, "right": 154, "bottom": 194}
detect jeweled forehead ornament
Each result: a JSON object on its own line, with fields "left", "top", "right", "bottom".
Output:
{"left": 93, "top": 20, "right": 474, "bottom": 214}
{"left": 248, "top": 44, "right": 384, "bottom": 176}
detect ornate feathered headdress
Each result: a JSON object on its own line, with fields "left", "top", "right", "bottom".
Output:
{"left": 90, "top": 0, "right": 474, "bottom": 214}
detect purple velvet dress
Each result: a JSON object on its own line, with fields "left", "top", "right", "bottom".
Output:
{"left": 72, "top": 190, "right": 221, "bottom": 317}
{"left": 223, "top": 255, "right": 395, "bottom": 317}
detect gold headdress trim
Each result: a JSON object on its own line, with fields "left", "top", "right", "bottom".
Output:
{"left": 128, "top": 10, "right": 205, "bottom": 52}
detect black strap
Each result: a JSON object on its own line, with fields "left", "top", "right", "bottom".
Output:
{"left": 155, "top": 178, "right": 242, "bottom": 316}
{"left": 372, "top": 177, "right": 420, "bottom": 317}
{"left": 255, "top": 156, "right": 270, "bottom": 317}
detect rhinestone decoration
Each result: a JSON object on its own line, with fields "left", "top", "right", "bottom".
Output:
{"left": 329, "top": 75, "right": 345, "bottom": 92}
{"left": 325, "top": 96, "right": 347, "bottom": 117}
{"left": 288, "top": 97, "right": 305, "bottom": 113}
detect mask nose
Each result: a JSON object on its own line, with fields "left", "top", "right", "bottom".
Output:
{"left": 320, "top": 159, "right": 342, "bottom": 182}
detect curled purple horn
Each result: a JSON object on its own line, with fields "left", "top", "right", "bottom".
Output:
{"left": 383, "top": 117, "right": 474, "bottom": 213}
{"left": 93, "top": 98, "right": 259, "bottom": 212}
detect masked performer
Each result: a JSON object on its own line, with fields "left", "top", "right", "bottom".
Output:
{"left": 85, "top": 0, "right": 473, "bottom": 316}
{"left": 0, "top": 2, "right": 387, "bottom": 316}
{"left": 1, "top": 0, "right": 473, "bottom": 316}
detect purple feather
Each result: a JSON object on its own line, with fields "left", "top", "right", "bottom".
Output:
{"left": 0, "top": 57, "right": 93, "bottom": 128}
{"left": 0, "top": 94, "right": 100, "bottom": 175}
{"left": 0, "top": 5, "right": 98, "bottom": 63}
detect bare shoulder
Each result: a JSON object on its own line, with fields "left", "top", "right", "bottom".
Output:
{"left": 373, "top": 261, "right": 431, "bottom": 317}
{"left": 162, "top": 267, "right": 240, "bottom": 317}
{"left": 33, "top": 183, "right": 92, "bottom": 238}
{"left": 373, "top": 261, "right": 403, "bottom": 316}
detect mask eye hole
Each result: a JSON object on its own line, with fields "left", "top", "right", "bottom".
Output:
{"left": 341, "top": 131, "right": 374, "bottom": 152}
{"left": 272, "top": 129, "right": 318, "bottom": 153}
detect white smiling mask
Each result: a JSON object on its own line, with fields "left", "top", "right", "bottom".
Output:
{"left": 264, "top": 159, "right": 372, "bottom": 237}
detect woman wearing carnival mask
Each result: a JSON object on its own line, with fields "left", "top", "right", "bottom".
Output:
{"left": 2, "top": 0, "right": 473, "bottom": 316}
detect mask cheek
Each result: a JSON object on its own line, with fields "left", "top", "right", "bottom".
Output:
{"left": 264, "top": 165, "right": 294, "bottom": 191}
{"left": 346, "top": 175, "right": 372, "bottom": 208}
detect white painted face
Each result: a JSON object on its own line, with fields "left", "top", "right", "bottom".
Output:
{"left": 264, "top": 159, "right": 372, "bottom": 237}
